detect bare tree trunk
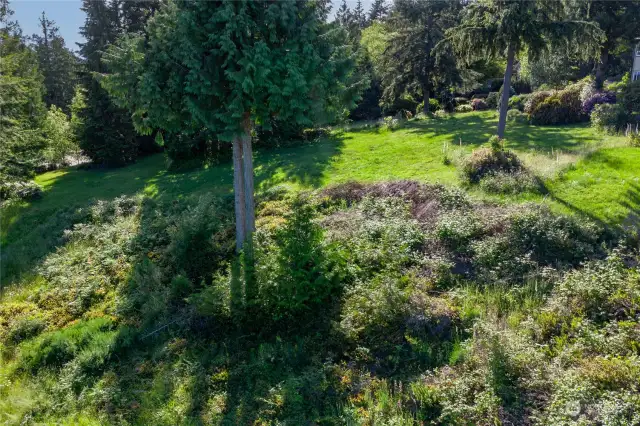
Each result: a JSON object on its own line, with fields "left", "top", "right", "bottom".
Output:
{"left": 423, "top": 85, "right": 430, "bottom": 114}
{"left": 497, "top": 44, "right": 515, "bottom": 139}
{"left": 232, "top": 136, "right": 246, "bottom": 252}
{"left": 595, "top": 46, "right": 608, "bottom": 90}
{"left": 241, "top": 114, "right": 255, "bottom": 236}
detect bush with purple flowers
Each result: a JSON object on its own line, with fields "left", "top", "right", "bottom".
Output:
{"left": 582, "top": 91, "right": 616, "bottom": 115}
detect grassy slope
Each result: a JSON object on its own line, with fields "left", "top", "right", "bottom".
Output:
{"left": 1, "top": 111, "right": 638, "bottom": 424}
{"left": 2, "top": 111, "right": 629, "bottom": 249}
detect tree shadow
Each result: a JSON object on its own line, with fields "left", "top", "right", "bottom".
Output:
{"left": 400, "top": 114, "right": 597, "bottom": 152}
{"left": 0, "top": 133, "right": 346, "bottom": 288}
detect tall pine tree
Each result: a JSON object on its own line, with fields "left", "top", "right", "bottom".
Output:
{"left": 31, "top": 12, "right": 78, "bottom": 113}
{"left": 0, "top": 0, "right": 47, "bottom": 197}
{"left": 101, "top": 0, "right": 360, "bottom": 252}
{"left": 76, "top": 0, "right": 156, "bottom": 166}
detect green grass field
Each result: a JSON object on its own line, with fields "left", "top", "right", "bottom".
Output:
{"left": 1, "top": 111, "right": 634, "bottom": 282}
{"left": 2, "top": 111, "right": 639, "bottom": 425}
{"left": 2, "top": 112, "right": 630, "bottom": 246}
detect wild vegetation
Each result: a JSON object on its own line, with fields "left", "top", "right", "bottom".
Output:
{"left": 2, "top": 0, "right": 640, "bottom": 424}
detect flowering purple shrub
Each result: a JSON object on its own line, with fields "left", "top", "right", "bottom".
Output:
{"left": 582, "top": 91, "right": 616, "bottom": 115}
{"left": 471, "top": 98, "right": 489, "bottom": 111}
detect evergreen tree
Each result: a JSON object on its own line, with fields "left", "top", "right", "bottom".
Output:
{"left": 335, "top": 0, "right": 352, "bottom": 27}
{"left": 381, "top": 0, "right": 462, "bottom": 114}
{"left": 447, "top": 0, "right": 604, "bottom": 138}
{"left": 0, "top": 0, "right": 47, "bottom": 196}
{"left": 569, "top": 0, "right": 640, "bottom": 89}
{"left": 31, "top": 12, "right": 78, "bottom": 112}
{"left": 368, "top": 0, "right": 388, "bottom": 23}
{"left": 101, "top": 0, "right": 359, "bottom": 252}
{"left": 354, "top": 0, "right": 367, "bottom": 29}
{"left": 76, "top": 0, "right": 156, "bottom": 166}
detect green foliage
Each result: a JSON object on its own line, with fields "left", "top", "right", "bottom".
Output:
{"left": 76, "top": 0, "right": 156, "bottom": 167}
{"left": 0, "top": 8, "right": 47, "bottom": 198}
{"left": 416, "top": 98, "right": 441, "bottom": 115}
{"left": 17, "top": 317, "right": 116, "bottom": 372}
{"left": 530, "top": 85, "right": 585, "bottom": 125}
{"left": 43, "top": 105, "right": 78, "bottom": 165}
{"left": 523, "top": 90, "right": 552, "bottom": 114}
{"left": 620, "top": 80, "right": 640, "bottom": 114}
{"left": 31, "top": 12, "right": 78, "bottom": 112}
{"left": 479, "top": 170, "right": 540, "bottom": 195}
{"left": 508, "top": 94, "right": 530, "bottom": 112}
{"left": 258, "top": 197, "right": 344, "bottom": 320}
{"left": 102, "top": 1, "right": 358, "bottom": 144}
{"left": 165, "top": 195, "right": 233, "bottom": 285}
{"left": 486, "top": 91, "right": 499, "bottom": 109}
{"left": 591, "top": 103, "right": 631, "bottom": 134}
{"left": 628, "top": 130, "right": 640, "bottom": 147}
{"left": 379, "top": 0, "right": 461, "bottom": 115}
{"left": 455, "top": 104, "right": 473, "bottom": 113}
{"left": 461, "top": 139, "right": 523, "bottom": 184}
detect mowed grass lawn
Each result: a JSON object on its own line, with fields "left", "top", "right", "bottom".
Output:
{"left": 2, "top": 111, "right": 634, "bottom": 253}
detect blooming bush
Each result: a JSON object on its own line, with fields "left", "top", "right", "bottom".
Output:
{"left": 471, "top": 98, "right": 489, "bottom": 111}
{"left": 582, "top": 91, "right": 616, "bottom": 115}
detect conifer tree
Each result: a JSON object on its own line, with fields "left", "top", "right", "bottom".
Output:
{"left": 31, "top": 12, "right": 78, "bottom": 112}
{"left": 0, "top": 0, "right": 47, "bottom": 195}
{"left": 447, "top": 0, "right": 604, "bottom": 138}
{"left": 76, "top": 0, "right": 156, "bottom": 166}
{"left": 569, "top": 0, "right": 640, "bottom": 89}
{"left": 101, "top": 0, "right": 359, "bottom": 252}
{"left": 368, "top": 0, "right": 388, "bottom": 23}
{"left": 381, "top": 0, "right": 462, "bottom": 114}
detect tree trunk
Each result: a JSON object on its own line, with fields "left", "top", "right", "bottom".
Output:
{"left": 232, "top": 136, "right": 246, "bottom": 252}
{"left": 423, "top": 86, "right": 430, "bottom": 114}
{"left": 241, "top": 114, "right": 255, "bottom": 237}
{"left": 595, "top": 47, "right": 609, "bottom": 90}
{"left": 497, "top": 44, "right": 515, "bottom": 139}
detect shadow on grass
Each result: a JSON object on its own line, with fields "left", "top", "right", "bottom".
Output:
{"left": 0, "top": 134, "right": 346, "bottom": 287}
{"left": 399, "top": 114, "right": 596, "bottom": 152}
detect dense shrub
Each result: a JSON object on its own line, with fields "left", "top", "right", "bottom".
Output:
{"left": 508, "top": 94, "right": 531, "bottom": 112}
{"left": 454, "top": 97, "right": 469, "bottom": 106}
{"left": 620, "top": 80, "right": 640, "bottom": 113}
{"left": 381, "top": 116, "right": 404, "bottom": 131}
{"left": 591, "top": 103, "right": 631, "bottom": 134}
{"left": 455, "top": 104, "right": 473, "bottom": 113}
{"left": 165, "top": 195, "right": 234, "bottom": 285}
{"left": 258, "top": 198, "right": 344, "bottom": 320}
{"left": 416, "top": 98, "right": 441, "bottom": 114}
{"left": 628, "top": 128, "right": 640, "bottom": 147}
{"left": 0, "top": 180, "right": 42, "bottom": 202}
{"left": 523, "top": 90, "right": 552, "bottom": 114}
{"left": 471, "top": 98, "right": 488, "bottom": 111}
{"left": 582, "top": 91, "right": 616, "bottom": 115}
{"left": 530, "top": 86, "right": 584, "bottom": 125}
{"left": 485, "top": 91, "right": 499, "bottom": 109}
{"left": 506, "top": 109, "right": 527, "bottom": 123}
{"left": 479, "top": 170, "right": 540, "bottom": 195}
{"left": 461, "top": 139, "right": 523, "bottom": 184}
{"left": 323, "top": 196, "right": 425, "bottom": 279}
{"left": 17, "top": 317, "right": 116, "bottom": 372}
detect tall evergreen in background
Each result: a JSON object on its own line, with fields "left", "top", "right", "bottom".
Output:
{"left": 381, "top": 0, "right": 462, "bottom": 115}
{"left": 0, "top": 0, "right": 47, "bottom": 196}
{"left": 30, "top": 12, "right": 78, "bottom": 113}
{"left": 76, "top": 0, "right": 157, "bottom": 167}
